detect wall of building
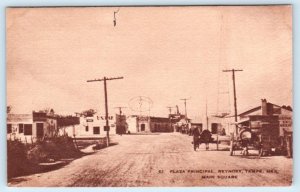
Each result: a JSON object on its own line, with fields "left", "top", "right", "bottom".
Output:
{"left": 7, "top": 121, "right": 36, "bottom": 143}
{"left": 137, "top": 117, "right": 150, "bottom": 132}
{"left": 127, "top": 116, "right": 151, "bottom": 133}
{"left": 62, "top": 115, "right": 116, "bottom": 138}
{"left": 127, "top": 116, "right": 138, "bottom": 133}
{"left": 150, "top": 122, "right": 171, "bottom": 132}
{"left": 197, "top": 115, "right": 235, "bottom": 135}
{"left": 7, "top": 115, "right": 57, "bottom": 143}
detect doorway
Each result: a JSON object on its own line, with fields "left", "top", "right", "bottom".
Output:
{"left": 36, "top": 123, "right": 44, "bottom": 137}
{"left": 141, "top": 124, "right": 145, "bottom": 131}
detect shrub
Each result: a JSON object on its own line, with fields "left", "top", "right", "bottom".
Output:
{"left": 7, "top": 136, "right": 82, "bottom": 179}
{"left": 7, "top": 140, "right": 31, "bottom": 178}
{"left": 27, "top": 136, "right": 80, "bottom": 163}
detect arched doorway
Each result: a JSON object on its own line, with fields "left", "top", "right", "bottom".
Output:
{"left": 141, "top": 124, "right": 145, "bottom": 131}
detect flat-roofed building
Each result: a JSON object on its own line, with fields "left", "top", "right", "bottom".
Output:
{"left": 7, "top": 112, "right": 57, "bottom": 143}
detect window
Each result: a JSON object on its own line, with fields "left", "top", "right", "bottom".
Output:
{"left": 7, "top": 124, "right": 12, "bottom": 134}
{"left": 19, "top": 124, "right": 24, "bottom": 133}
{"left": 85, "top": 126, "right": 89, "bottom": 132}
{"left": 93, "top": 127, "right": 100, "bottom": 134}
{"left": 24, "top": 124, "right": 33, "bottom": 135}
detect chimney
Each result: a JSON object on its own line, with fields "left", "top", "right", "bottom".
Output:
{"left": 261, "top": 99, "right": 268, "bottom": 115}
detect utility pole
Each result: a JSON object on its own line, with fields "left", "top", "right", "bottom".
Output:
{"left": 114, "top": 106, "right": 126, "bottom": 135}
{"left": 175, "top": 105, "right": 180, "bottom": 115}
{"left": 180, "top": 98, "right": 190, "bottom": 119}
{"left": 223, "top": 69, "right": 243, "bottom": 135}
{"left": 166, "top": 106, "right": 174, "bottom": 132}
{"left": 166, "top": 106, "right": 175, "bottom": 115}
{"left": 87, "top": 76, "right": 124, "bottom": 147}
{"left": 114, "top": 106, "right": 127, "bottom": 115}
{"left": 180, "top": 98, "right": 190, "bottom": 134}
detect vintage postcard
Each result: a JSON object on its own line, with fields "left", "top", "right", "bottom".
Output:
{"left": 6, "top": 6, "right": 292, "bottom": 187}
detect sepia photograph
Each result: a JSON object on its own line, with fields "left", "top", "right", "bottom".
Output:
{"left": 6, "top": 5, "right": 292, "bottom": 187}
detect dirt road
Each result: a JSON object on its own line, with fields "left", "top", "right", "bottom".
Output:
{"left": 8, "top": 133, "right": 292, "bottom": 187}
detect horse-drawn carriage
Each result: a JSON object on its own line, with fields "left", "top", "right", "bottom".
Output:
{"left": 192, "top": 129, "right": 218, "bottom": 151}
{"left": 229, "top": 125, "right": 282, "bottom": 156}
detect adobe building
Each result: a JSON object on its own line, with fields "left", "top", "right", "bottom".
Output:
{"left": 61, "top": 113, "right": 116, "bottom": 138}
{"left": 127, "top": 115, "right": 150, "bottom": 133}
{"left": 207, "top": 115, "right": 234, "bottom": 135}
{"left": 7, "top": 111, "right": 57, "bottom": 143}
{"left": 127, "top": 115, "right": 173, "bottom": 133}
{"left": 195, "top": 114, "right": 234, "bottom": 136}
{"left": 190, "top": 116, "right": 203, "bottom": 132}
{"left": 150, "top": 117, "right": 173, "bottom": 132}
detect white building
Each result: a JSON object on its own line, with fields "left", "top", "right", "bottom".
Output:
{"left": 61, "top": 114, "right": 116, "bottom": 138}
{"left": 127, "top": 115, "right": 174, "bottom": 133}
{"left": 7, "top": 112, "right": 57, "bottom": 143}
{"left": 127, "top": 115, "right": 150, "bottom": 133}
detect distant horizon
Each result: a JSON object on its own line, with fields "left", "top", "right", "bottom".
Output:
{"left": 7, "top": 97, "right": 293, "bottom": 119}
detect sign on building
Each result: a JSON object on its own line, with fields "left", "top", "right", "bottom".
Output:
{"left": 279, "top": 115, "right": 292, "bottom": 136}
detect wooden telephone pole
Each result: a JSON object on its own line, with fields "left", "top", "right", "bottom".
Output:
{"left": 114, "top": 106, "right": 127, "bottom": 115}
{"left": 87, "top": 76, "right": 124, "bottom": 147}
{"left": 166, "top": 106, "right": 175, "bottom": 115}
{"left": 114, "top": 106, "right": 126, "bottom": 135}
{"left": 222, "top": 69, "right": 243, "bottom": 135}
{"left": 180, "top": 98, "right": 190, "bottom": 119}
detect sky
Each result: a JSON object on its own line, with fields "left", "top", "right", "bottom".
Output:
{"left": 6, "top": 6, "right": 292, "bottom": 118}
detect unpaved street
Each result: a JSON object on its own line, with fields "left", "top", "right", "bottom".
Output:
{"left": 9, "top": 133, "right": 292, "bottom": 187}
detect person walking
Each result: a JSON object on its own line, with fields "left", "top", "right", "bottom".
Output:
{"left": 192, "top": 127, "right": 201, "bottom": 151}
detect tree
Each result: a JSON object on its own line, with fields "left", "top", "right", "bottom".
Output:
{"left": 57, "top": 115, "right": 80, "bottom": 128}
{"left": 80, "top": 109, "right": 97, "bottom": 117}
{"left": 282, "top": 105, "right": 293, "bottom": 111}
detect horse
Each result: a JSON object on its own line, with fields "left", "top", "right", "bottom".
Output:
{"left": 198, "top": 130, "right": 213, "bottom": 150}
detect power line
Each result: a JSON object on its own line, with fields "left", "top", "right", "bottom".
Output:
{"left": 87, "top": 76, "right": 124, "bottom": 147}
{"left": 222, "top": 69, "right": 243, "bottom": 135}
{"left": 180, "top": 98, "right": 191, "bottom": 119}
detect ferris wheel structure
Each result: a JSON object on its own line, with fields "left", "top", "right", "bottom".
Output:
{"left": 128, "top": 96, "right": 153, "bottom": 116}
